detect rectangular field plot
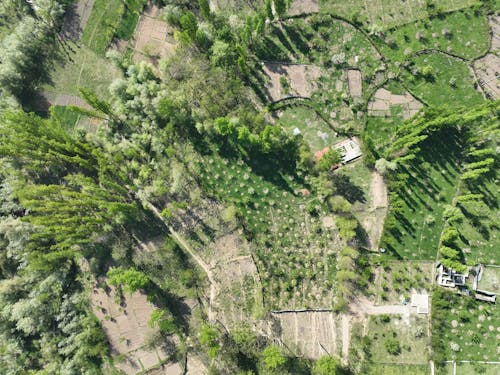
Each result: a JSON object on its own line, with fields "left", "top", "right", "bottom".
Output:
{"left": 319, "top": 0, "right": 477, "bottom": 29}
{"left": 366, "top": 314, "right": 430, "bottom": 364}
{"left": 478, "top": 266, "right": 500, "bottom": 294}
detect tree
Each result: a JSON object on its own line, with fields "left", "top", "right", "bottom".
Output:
{"left": 375, "top": 158, "right": 397, "bottom": 175}
{"left": 317, "top": 149, "right": 342, "bottom": 172}
{"left": 198, "top": 0, "right": 211, "bottom": 20}
{"left": 313, "top": 355, "right": 337, "bottom": 375}
{"left": 107, "top": 267, "right": 149, "bottom": 293}
{"left": 274, "top": 0, "right": 287, "bottom": 18}
{"left": 327, "top": 195, "right": 352, "bottom": 214}
{"left": 199, "top": 324, "right": 221, "bottom": 359}
{"left": 261, "top": 344, "right": 286, "bottom": 370}
{"left": 384, "top": 338, "right": 401, "bottom": 355}
{"left": 265, "top": 0, "right": 273, "bottom": 20}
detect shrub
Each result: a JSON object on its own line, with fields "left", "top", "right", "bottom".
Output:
{"left": 385, "top": 338, "right": 401, "bottom": 355}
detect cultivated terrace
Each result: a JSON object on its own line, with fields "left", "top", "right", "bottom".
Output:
{"left": 0, "top": 0, "right": 498, "bottom": 374}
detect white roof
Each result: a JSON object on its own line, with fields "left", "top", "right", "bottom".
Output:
{"left": 332, "top": 137, "right": 362, "bottom": 163}
{"left": 411, "top": 293, "right": 429, "bottom": 314}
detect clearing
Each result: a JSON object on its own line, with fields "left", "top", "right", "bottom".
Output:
{"left": 262, "top": 62, "right": 322, "bottom": 102}
{"left": 132, "top": 4, "right": 176, "bottom": 66}
{"left": 90, "top": 283, "right": 177, "bottom": 374}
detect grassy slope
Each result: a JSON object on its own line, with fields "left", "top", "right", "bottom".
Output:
{"left": 374, "top": 9, "right": 490, "bottom": 61}
{"left": 400, "top": 53, "right": 484, "bottom": 106}
{"left": 381, "top": 130, "right": 463, "bottom": 260}
{"left": 43, "top": 46, "right": 121, "bottom": 97}
{"left": 319, "top": 0, "right": 477, "bottom": 29}
{"left": 81, "top": 0, "right": 124, "bottom": 54}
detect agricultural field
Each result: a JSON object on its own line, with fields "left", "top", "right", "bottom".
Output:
{"left": 456, "top": 176, "right": 500, "bottom": 265}
{"left": 366, "top": 364, "right": 430, "bottom": 375}
{"left": 432, "top": 289, "right": 500, "bottom": 362}
{"left": 319, "top": 0, "right": 478, "bottom": 29}
{"left": 42, "top": 45, "right": 122, "bottom": 97}
{"left": 400, "top": 53, "right": 485, "bottom": 106}
{"left": 373, "top": 9, "right": 490, "bottom": 61}
{"left": 369, "top": 261, "right": 433, "bottom": 304}
{"left": 81, "top": 0, "right": 125, "bottom": 54}
{"left": 1, "top": 0, "right": 499, "bottom": 374}
{"left": 277, "top": 106, "right": 341, "bottom": 152}
{"left": 197, "top": 155, "right": 341, "bottom": 309}
{"left": 365, "top": 314, "right": 431, "bottom": 364}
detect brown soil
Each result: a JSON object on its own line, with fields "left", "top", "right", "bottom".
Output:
{"left": 361, "top": 171, "right": 388, "bottom": 249}
{"left": 262, "top": 62, "right": 322, "bottom": 102}
{"left": 133, "top": 4, "right": 176, "bottom": 66}
{"left": 368, "top": 88, "right": 423, "bottom": 119}
{"left": 347, "top": 69, "right": 362, "bottom": 99}
{"left": 288, "top": 0, "right": 319, "bottom": 16}
{"left": 90, "top": 282, "right": 173, "bottom": 374}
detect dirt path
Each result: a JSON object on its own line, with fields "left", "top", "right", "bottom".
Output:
{"left": 341, "top": 315, "right": 350, "bottom": 364}
{"left": 145, "top": 201, "right": 218, "bottom": 322}
{"left": 362, "top": 171, "right": 388, "bottom": 249}
{"left": 350, "top": 296, "right": 409, "bottom": 315}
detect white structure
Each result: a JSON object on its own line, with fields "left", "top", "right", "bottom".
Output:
{"left": 332, "top": 137, "right": 363, "bottom": 163}
{"left": 410, "top": 293, "right": 429, "bottom": 314}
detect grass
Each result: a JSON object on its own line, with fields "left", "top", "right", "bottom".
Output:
{"left": 400, "top": 53, "right": 484, "bottom": 106}
{"left": 456, "top": 363, "right": 500, "bottom": 374}
{"left": 198, "top": 155, "right": 341, "bottom": 309}
{"left": 49, "top": 105, "right": 81, "bottom": 130}
{"left": 319, "top": 0, "right": 478, "bottom": 30}
{"left": 115, "top": 0, "right": 147, "bottom": 40}
{"left": 366, "top": 314, "right": 430, "bottom": 364}
{"left": 380, "top": 130, "right": 463, "bottom": 260}
{"left": 478, "top": 266, "right": 500, "bottom": 294}
{"left": 369, "top": 261, "right": 433, "bottom": 304}
{"left": 43, "top": 45, "right": 122, "bottom": 97}
{"left": 432, "top": 288, "right": 500, "bottom": 362}
{"left": 81, "top": 0, "right": 125, "bottom": 54}
{"left": 366, "top": 103, "right": 406, "bottom": 155}
{"left": 366, "top": 364, "right": 429, "bottom": 375}
{"left": 373, "top": 9, "right": 490, "bottom": 61}
{"left": 456, "top": 176, "right": 500, "bottom": 265}
{"left": 277, "top": 106, "right": 341, "bottom": 152}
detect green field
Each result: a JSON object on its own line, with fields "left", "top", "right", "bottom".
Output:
{"left": 278, "top": 106, "right": 340, "bottom": 152}
{"left": 478, "top": 266, "right": 500, "bottom": 294}
{"left": 367, "top": 364, "right": 429, "bottom": 375}
{"left": 198, "top": 155, "right": 340, "bottom": 308}
{"left": 432, "top": 288, "right": 500, "bottom": 362}
{"left": 381, "top": 130, "right": 463, "bottom": 260}
{"left": 400, "top": 53, "right": 484, "bottom": 106}
{"left": 366, "top": 314, "right": 430, "bottom": 364}
{"left": 374, "top": 9, "right": 490, "bottom": 61}
{"left": 369, "top": 261, "right": 433, "bottom": 304}
{"left": 319, "top": 0, "right": 478, "bottom": 29}
{"left": 81, "top": 0, "right": 125, "bottom": 54}
{"left": 43, "top": 45, "right": 121, "bottom": 97}
{"left": 456, "top": 177, "right": 500, "bottom": 265}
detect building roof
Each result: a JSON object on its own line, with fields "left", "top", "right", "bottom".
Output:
{"left": 332, "top": 137, "right": 362, "bottom": 163}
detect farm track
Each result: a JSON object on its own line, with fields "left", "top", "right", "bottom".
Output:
{"left": 145, "top": 201, "right": 218, "bottom": 322}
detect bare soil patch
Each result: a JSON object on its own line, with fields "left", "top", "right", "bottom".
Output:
{"left": 133, "top": 4, "right": 176, "bottom": 65}
{"left": 288, "top": 0, "right": 319, "bottom": 16}
{"left": 347, "top": 69, "right": 362, "bottom": 99}
{"left": 91, "top": 282, "right": 173, "bottom": 374}
{"left": 361, "top": 171, "right": 388, "bottom": 249}
{"left": 368, "top": 88, "right": 423, "bottom": 119}
{"left": 474, "top": 53, "right": 499, "bottom": 100}
{"left": 272, "top": 311, "right": 342, "bottom": 359}
{"left": 262, "top": 62, "right": 322, "bottom": 102}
